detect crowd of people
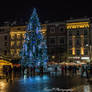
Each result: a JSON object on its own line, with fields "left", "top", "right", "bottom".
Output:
{"left": 22, "top": 65, "right": 44, "bottom": 75}
{"left": 54, "top": 64, "right": 92, "bottom": 79}
{"left": 1, "top": 63, "right": 92, "bottom": 82}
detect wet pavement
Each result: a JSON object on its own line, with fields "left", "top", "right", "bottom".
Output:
{"left": 0, "top": 72, "right": 92, "bottom": 92}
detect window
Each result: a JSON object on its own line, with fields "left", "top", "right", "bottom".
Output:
{"left": 22, "top": 34, "right": 25, "bottom": 39}
{"left": 4, "top": 50, "right": 7, "bottom": 55}
{"left": 22, "top": 40, "right": 24, "bottom": 45}
{"left": 84, "top": 39, "right": 88, "bottom": 46}
{"left": 69, "top": 40, "right": 72, "bottom": 48}
{"left": 11, "top": 41, "right": 15, "bottom": 47}
{"left": 0, "top": 29, "right": 5, "bottom": 32}
{"left": 69, "top": 50, "right": 72, "bottom": 55}
{"left": 17, "top": 34, "right": 21, "bottom": 39}
{"left": 76, "top": 39, "right": 81, "bottom": 47}
{"left": 16, "top": 49, "right": 20, "bottom": 56}
{"left": 60, "top": 38, "right": 64, "bottom": 44}
{"left": 76, "top": 30, "right": 80, "bottom": 36}
{"left": 4, "top": 42, "right": 8, "bottom": 46}
{"left": 80, "top": 29, "right": 84, "bottom": 35}
{"left": 84, "top": 50, "right": 88, "bottom": 55}
{"left": 50, "top": 39, "right": 55, "bottom": 44}
{"left": 10, "top": 49, "right": 15, "bottom": 56}
{"left": 69, "top": 31, "right": 72, "bottom": 36}
{"left": 17, "top": 41, "right": 20, "bottom": 47}
{"left": 60, "top": 28, "right": 64, "bottom": 32}
{"left": 50, "top": 27, "right": 55, "bottom": 33}
{"left": 76, "top": 50, "right": 80, "bottom": 55}
{"left": 4, "top": 35, "right": 8, "bottom": 40}
{"left": 11, "top": 34, "right": 16, "bottom": 40}
{"left": 17, "top": 28, "right": 21, "bottom": 30}
{"left": 84, "top": 30, "right": 88, "bottom": 36}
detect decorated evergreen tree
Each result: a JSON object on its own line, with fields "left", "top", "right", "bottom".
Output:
{"left": 20, "top": 8, "right": 48, "bottom": 68}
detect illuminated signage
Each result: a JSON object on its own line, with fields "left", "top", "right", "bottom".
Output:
{"left": 68, "top": 57, "right": 80, "bottom": 59}
{"left": 66, "top": 22, "right": 89, "bottom": 29}
{"left": 81, "top": 57, "right": 89, "bottom": 60}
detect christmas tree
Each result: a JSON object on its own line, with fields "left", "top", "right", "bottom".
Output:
{"left": 20, "top": 8, "right": 48, "bottom": 68}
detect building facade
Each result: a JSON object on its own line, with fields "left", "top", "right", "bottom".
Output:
{"left": 66, "top": 18, "right": 91, "bottom": 63}
{"left": 46, "top": 22, "right": 67, "bottom": 62}
{"left": 0, "top": 22, "right": 46, "bottom": 61}
{"left": 0, "top": 26, "right": 10, "bottom": 58}
{"left": 1, "top": 18, "right": 92, "bottom": 63}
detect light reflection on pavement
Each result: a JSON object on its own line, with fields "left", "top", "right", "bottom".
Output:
{"left": 0, "top": 80, "right": 8, "bottom": 92}
{"left": 0, "top": 73, "right": 92, "bottom": 92}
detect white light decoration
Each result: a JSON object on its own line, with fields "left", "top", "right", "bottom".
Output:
{"left": 20, "top": 8, "right": 48, "bottom": 67}
{"left": 81, "top": 57, "right": 89, "bottom": 60}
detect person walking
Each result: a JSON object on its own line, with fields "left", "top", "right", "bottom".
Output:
{"left": 81, "top": 65, "right": 85, "bottom": 78}
{"left": 81, "top": 64, "right": 89, "bottom": 79}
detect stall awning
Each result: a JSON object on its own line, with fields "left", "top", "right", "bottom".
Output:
{"left": 0, "top": 59, "right": 13, "bottom": 68}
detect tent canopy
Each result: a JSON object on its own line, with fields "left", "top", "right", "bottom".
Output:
{"left": 0, "top": 59, "right": 13, "bottom": 68}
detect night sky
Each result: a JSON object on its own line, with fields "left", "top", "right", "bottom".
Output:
{"left": 0, "top": 0, "right": 92, "bottom": 23}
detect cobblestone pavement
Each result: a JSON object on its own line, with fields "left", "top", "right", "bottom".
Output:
{"left": 0, "top": 72, "right": 92, "bottom": 92}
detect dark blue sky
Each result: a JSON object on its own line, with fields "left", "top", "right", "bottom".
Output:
{"left": 0, "top": 0, "right": 91, "bottom": 23}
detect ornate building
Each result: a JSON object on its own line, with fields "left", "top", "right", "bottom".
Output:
{"left": 0, "top": 22, "right": 46, "bottom": 61}
{"left": 66, "top": 18, "right": 90, "bottom": 63}
{"left": 1, "top": 18, "right": 92, "bottom": 63}
{"left": 46, "top": 22, "right": 67, "bottom": 62}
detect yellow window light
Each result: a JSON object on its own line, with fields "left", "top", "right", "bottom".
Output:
{"left": 66, "top": 22, "right": 89, "bottom": 29}
{"left": 10, "top": 49, "right": 14, "bottom": 55}
{"left": 11, "top": 41, "right": 15, "bottom": 47}
{"left": 72, "top": 48, "right": 75, "bottom": 55}
{"left": 17, "top": 41, "right": 20, "bottom": 46}
{"left": 17, "top": 34, "right": 21, "bottom": 39}
{"left": 81, "top": 47, "right": 84, "bottom": 55}
{"left": 16, "top": 49, "right": 20, "bottom": 55}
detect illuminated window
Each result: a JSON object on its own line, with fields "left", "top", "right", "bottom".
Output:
{"left": 72, "top": 25, "right": 76, "bottom": 29}
{"left": 52, "top": 56, "right": 55, "bottom": 59}
{"left": 16, "top": 49, "right": 20, "bottom": 55}
{"left": 22, "top": 34, "right": 25, "bottom": 39}
{"left": 22, "top": 40, "right": 24, "bottom": 44}
{"left": 17, "top": 34, "right": 21, "bottom": 39}
{"left": 10, "top": 49, "right": 14, "bottom": 55}
{"left": 11, "top": 41, "right": 15, "bottom": 47}
{"left": 42, "top": 31, "right": 45, "bottom": 35}
{"left": 81, "top": 47, "right": 84, "bottom": 55}
{"left": 17, "top": 41, "right": 20, "bottom": 46}
{"left": 72, "top": 48, "right": 75, "bottom": 55}
{"left": 66, "top": 22, "right": 89, "bottom": 29}
{"left": 11, "top": 34, "right": 16, "bottom": 39}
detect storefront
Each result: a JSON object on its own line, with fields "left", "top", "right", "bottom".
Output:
{"left": 68, "top": 56, "right": 90, "bottom": 64}
{"left": 0, "top": 59, "right": 13, "bottom": 71}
